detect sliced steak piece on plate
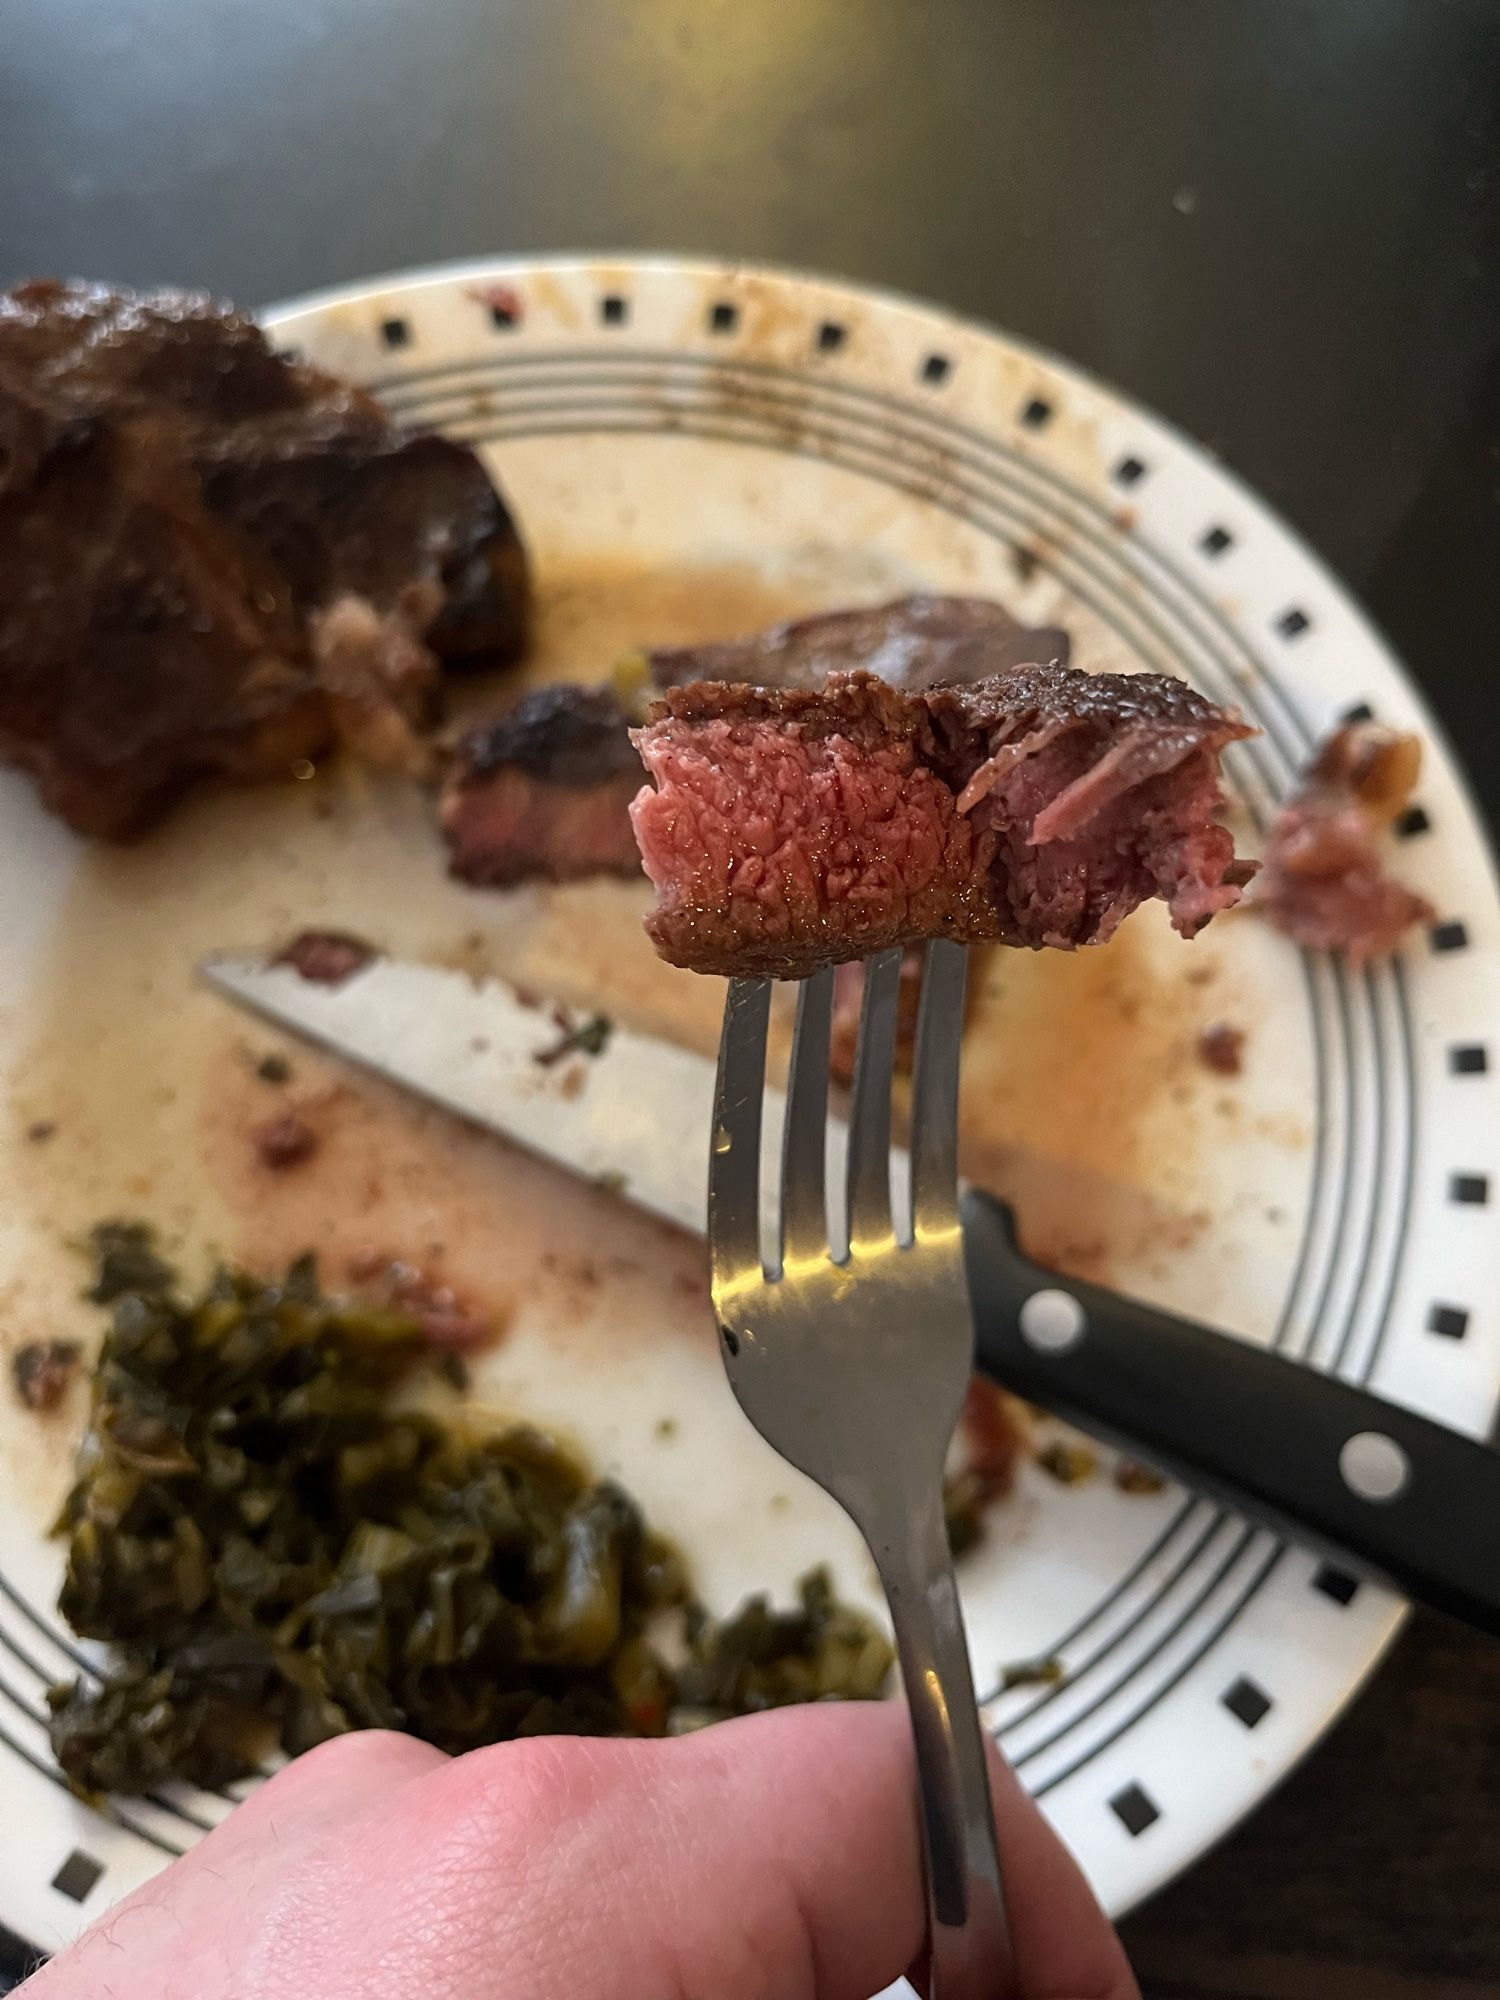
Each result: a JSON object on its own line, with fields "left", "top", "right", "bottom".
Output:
{"left": 648, "top": 592, "right": 1069, "bottom": 694}
{"left": 0, "top": 279, "right": 529, "bottom": 837}
{"left": 448, "top": 594, "right": 1071, "bottom": 890}
{"left": 630, "top": 665, "right": 1253, "bottom": 978}
{"left": 442, "top": 683, "right": 645, "bottom": 886}
{"left": 1252, "top": 722, "right": 1433, "bottom": 964}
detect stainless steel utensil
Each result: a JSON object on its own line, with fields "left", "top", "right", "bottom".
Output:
{"left": 202, "top": 948, "right": 1500, "bottom": 1636}
{"left": 708, "top": 942, "right": 1012, "bottom": 1998}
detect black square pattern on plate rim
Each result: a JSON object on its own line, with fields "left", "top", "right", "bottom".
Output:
{"left": 1395, "top": 804, "right": 1431, "bottom": 838}
{"left": 1276, "top": 607, "right": 1311, "bottom": 639}
{"left": 1313, "top": 1564, "right": 1359, "bottom": 1606}
{"left": 1199, "top": 525, "right": 1234, "bottom": 557}
{"left": 1340, "top": 700, "right": 1375, "bottom": 724}
{"left": 379, "top": 317, "right": 410, "bottom": 349}
{"left": 1449, "top": 1044, "right": 1488, "bottom": 1075}
{"left": 1427, "top": 1303, "right": 1470, "bottom": 1340}
{"left": 1020, "top": 395, "right": 1053, "bottom": 428}
{"left": 1431, "top": 920, "right": 1469, "bottom": 953}
{"left": 816, "top": 320, "right": 846, "bottom": 353}
{"left": 920, "top": 352, "right": 952, "bottom": 385}
{"left": 709, "top": 301, "right": 738, "bottom": 334}
{"left": 488, "top": 300, "right": 519, "bottom": 330}
{"left": 51, "top": 1851, "right": 104, "bottom": 1903}
{"left": 1221, "top": 1676, "right": 1273, "bottom": 1730}
{"left": 599, "top": 293, "right": 627, "bottom": 326}
{"left": 1109, "top": 1783, "right": 1161, "bottom": 1837}
{"left": 1113, "top": 455, "right": 1147, "bottom": 487}
{"left": 1449, "top": 1173, "right": 1489, "bottom": 1205}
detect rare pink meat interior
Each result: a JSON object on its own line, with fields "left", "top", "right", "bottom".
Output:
{"left": 629, "top": 665, "right": 1254, "bottom": 978}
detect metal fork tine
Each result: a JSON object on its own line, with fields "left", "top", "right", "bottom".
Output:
{"left": 909, "top": 940, "right": 968, "bottom": 1242}
{"left": 709, "top": 977, "right": 773, "bottom": 1289}
{"left": 780, "top": 967, "right": 835, "bottom": 1268}
{"left": 845, "top": 948, "right": 903, "bottom": 1249}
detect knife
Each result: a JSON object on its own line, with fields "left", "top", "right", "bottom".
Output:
{"left": 202, "top": 952, "right": 1500, "bottom": 1634}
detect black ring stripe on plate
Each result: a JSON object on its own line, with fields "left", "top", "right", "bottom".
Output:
{"left": 1033, "top": 1544, "right": 1288, "bottom": 1800}
{"left": 989, "top": 1508, "right": 1232, "bottom": 1726}
{"left": 1360, "top": 965, "right": 1421, "bottom": 1383}
{"left": 428, "top": 383, "right": 1313, "bottom": 821}
{"left": 373, "top": 346, "right": 1335, "bottom": 816}
{"left": 365, "top": 338, "right": 1366, "bottom": 817}
{"left": 433, "top": 403, "right": 1383, "bottom": 1746}
{"left": 372, "top": 338, "right": 1368, "bottom": 877}
{"left": 1344, "top": 965, "right": 1419, "bottom": 1383}
{"left": 371, "top": 347, "right": 1318, "bottom": 736}
{"left": 419, "top": 371, "right": 1300, "bottom": 786}
{"left": 1320, "top": 966, "right": 1384, "bottom": 1376}
{"left": 367, "top": 345, "right": 1320, "bottom": 707}
{"left": 0, "top": 1570, "right": 90, "bottom": 1673}
{"left": 363, "top": 338, "right": 1338, "bottom": 775}
{"left": 0, "top": 1608, "right": 63, "bottom": 1688}
{"left": 1011, "top": 1524, "right": 1262, "bottom": 1772}
{"left": 980, "top": 1497, "right": 1214, "bottom": 1702}
{"left": 380, "top": 354, "right": 1326, "bottom": 819}
{"left": 380, "top": 388, "right": 1397, "bottom": 1737}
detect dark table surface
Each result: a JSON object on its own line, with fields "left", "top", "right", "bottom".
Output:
{"left": 2, "top": 2, "right": 1498, "bottom": 1993}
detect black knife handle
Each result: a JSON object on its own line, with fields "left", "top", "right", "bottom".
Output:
{"left": 961, "top": 1189, "right": 1500, "bottom": 1635}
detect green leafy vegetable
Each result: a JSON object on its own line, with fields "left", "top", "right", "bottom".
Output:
{"left": 48, "top": 1226, "right": 892, "bottom": 1796}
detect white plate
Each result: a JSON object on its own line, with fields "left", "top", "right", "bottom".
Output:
{"left": 1, "top": 256, "right": 1497, "bottom": 1959}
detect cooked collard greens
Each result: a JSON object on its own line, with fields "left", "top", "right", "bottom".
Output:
{"left": 48, "top": 1227, "right": 892, "bottom": 1796}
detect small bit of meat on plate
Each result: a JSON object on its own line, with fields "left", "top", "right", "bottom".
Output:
{"left": 631, "top": 665, "right": 1254, "bottom": 978}
{"left": 11, "top": 1339, "right": 81, "bottom": 1412}
{"left": 252, "top": 1112, "right": 318, "bottom": 1169}
{"left": 345, "top": 1251, "right": 495, "bottom": 1350}
{"left": 1036, "top": 1437, "right": 1098, "bottom": 1484}
{"left": 828, "top": 945, "right": 990, "bottom": 1087}
{"left": 1198, "top": 1022, "right": 1245, "bottom": 1075}
{"left": 442, "top": 684, "right": 645, "bottom": 886}
{"left": 648, "top": 593, "right": 1070, "bottom": 691}
{"left": 273, "top": 928, "right": 377, "bottom": 984}
{"left": 1113, "top": 1458, "right": 1168, "bottom": 1494}
{"left": 944, "top": 1379, "right": 1028, "bottom": 1554}
{"left": 997, "top": 1655, "right": 1065, "bottom": 1692}
{"left": 1252, "top": 722, "right": 1433, "bottom": 964}
{"left": 0, "top": 279, "right": 530, "bottom": 837}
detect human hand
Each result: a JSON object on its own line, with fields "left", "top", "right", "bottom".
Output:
{"left": 23, "top": 1703, "right": 1139, "bottom": 1999}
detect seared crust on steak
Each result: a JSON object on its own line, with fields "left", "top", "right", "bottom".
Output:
{"left": 648, "top": 593, "right": 1069, "bottom": 694}
{"left": 631, "top": 665, "right": 1253, "bottom": 977}
{"left": 0, "top": 279, "right": 529, "bottom": 836}
{"left": 442, "top": 684, "right": 644, "bottom": 886}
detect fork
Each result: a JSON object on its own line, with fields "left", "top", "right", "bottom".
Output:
{"left": 709, "top": 940, "right": 1013, "bottom": 1998}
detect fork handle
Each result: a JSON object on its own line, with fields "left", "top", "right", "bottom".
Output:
{"left": 962, "top": 1190, "right": 1500, "bottom": 1633}
{"left": 867, "top": 1483, "right": 1016, "bottom": 1998}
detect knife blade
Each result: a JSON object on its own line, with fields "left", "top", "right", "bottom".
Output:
{"left": 201, "top": 953, "right": 730, "bottom": 1236}
{"left": 199, "top": 952, "right": 893, "bottom": 1250}
{"left": 200, "top": 949, "right": 1500, "bottom": 1633}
